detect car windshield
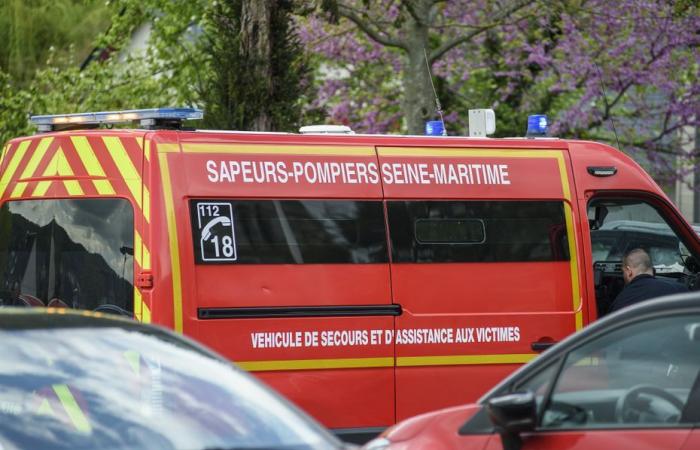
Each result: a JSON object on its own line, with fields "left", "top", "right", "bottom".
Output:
{"left": 0, "top": 324, "right": 338, "bottom": 450}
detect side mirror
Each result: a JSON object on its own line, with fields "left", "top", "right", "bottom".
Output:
{"left": 685, "top": 255, "right": 700, "bottom": 273}
{"left": 487, "top": 391, "right": 536, "bottom": 450}
{"left": 589, "top": 205, "right": 608, "bottom": 230}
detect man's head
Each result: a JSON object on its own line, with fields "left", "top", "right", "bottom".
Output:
{"left": 622, "top": 248, "right": 654, "bottom": 284}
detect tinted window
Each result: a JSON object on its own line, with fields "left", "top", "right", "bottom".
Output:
{"left": 0, "top": 199, "right": 134, "bottom": 313}
{"left": 190, "top": 200, "right": 388, "bottom": 264}
{"left": 415, "top": 219, "right": 485, "bottom": 244}
{"left": 388, "top": 201, "right": 569, "bottom": 263}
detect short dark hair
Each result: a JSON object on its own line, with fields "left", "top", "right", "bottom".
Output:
{"left": 623, "top": 247, "right": 653, "bottom": 272}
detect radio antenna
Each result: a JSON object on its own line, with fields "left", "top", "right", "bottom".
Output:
{"left": 593, "top": 61, "right": 621, "bottom": 151}
{"left": 424, "top": 48, "right": 447, "bottom": 136}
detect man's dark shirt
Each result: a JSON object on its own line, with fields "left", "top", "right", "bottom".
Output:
{"left": 609, "top": 273, "right": 688, "bottom": 313}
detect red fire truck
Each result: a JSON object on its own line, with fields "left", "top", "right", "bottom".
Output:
{"left": 1, "top": 108, "right": 698, "bottom": 441}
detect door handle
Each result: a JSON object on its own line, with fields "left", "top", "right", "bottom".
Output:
{"left": 531, "top": 341, "right": 557, "bottom": 352}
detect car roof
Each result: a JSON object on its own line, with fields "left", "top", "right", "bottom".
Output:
{"left": 0, "top": 307, "right": 137, "bottom": 328}
{"left": 0, "top": 307, "right": 228, "bottom": 362}
{"left": 479, "top": 290, "right": 700, "bottom": 402}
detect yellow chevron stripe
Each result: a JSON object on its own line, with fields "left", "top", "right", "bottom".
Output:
{"left": 64, "top": 180, "right": 83, "bottom": 196}
{"left": 134, "top": 289, "right": 142, "bottom": 322}
{"left": 103, "top": 137, "right": 149, "bottom": 222}
{"left": 72, "top": 136, "right": 116, "bottom": 195}
{"left": 32, "top": 148, "right": 84, "bottom": 197}
{"left": 159, "top": 153, "right": 183, "bottom": 332}
{"left": 0, "top": 143, "right": 8, "bottom": 168}
{"left": 0, "top": 140, "right": 31, "bottom": 198}
{"left": 11, "top": 137, "right": 53, "bottom": 198}
{"left": 10, "top": 183, "right": 27, "bottom": 198}
{"left": 33, "top": 181, "right": 51, "bottom": 197}
{"left": 138, "top": 137, "right": 151, "bottom": 162}
{"left": 134, "top": 231, "right": 143, "bottom": 268}
{"left": 133, "top": 231, "right": 151, "bottom": 270}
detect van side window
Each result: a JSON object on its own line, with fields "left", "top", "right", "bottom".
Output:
{"left": 387, "top": 201, "right": 569, "bottom": 263}
{"left": 190, "top": 199, "right": 388, "bottom": 264}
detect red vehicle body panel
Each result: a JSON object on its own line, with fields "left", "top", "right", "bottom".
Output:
{"left": 2, "top": 130, "right": 698, "bottom": 432}
{"left": 486, "top": 430, "right": 692, "bottom": 450}
{"left": 382, "top": 404, "right": 692, "bottom": 450}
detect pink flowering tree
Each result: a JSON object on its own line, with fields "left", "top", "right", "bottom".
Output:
{"left": 300, "top": 0, "right": 700, "bottom": 181}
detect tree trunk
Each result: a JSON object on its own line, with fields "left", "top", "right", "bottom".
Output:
{"left": 240, "top": 0, "right": 273, "bottom": 131}
{"left": 401, "top": 0, "right": 436, "bottom": 135}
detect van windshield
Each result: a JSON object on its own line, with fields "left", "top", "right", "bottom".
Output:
{"left": 0, "top": 199, "right": 134, "bottom": 314}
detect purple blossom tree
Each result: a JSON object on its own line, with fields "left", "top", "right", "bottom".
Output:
{"left": 300, "top": 0, "right": 700, "bottom": 181}
{"left": 303, "top": 0, "right": 533, "bottom": 134}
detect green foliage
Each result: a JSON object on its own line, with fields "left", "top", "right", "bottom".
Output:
{"left": 1, "top": 0, "right": 316, "bottom": 143}
{"left": 0, "top": 70, "right": 35, "bottom": 144}
{"left": 201, "top": 0, "right": 313, "bottom": 131}
{"left": 0, "top": 0, "right": 111, "bottom": 84}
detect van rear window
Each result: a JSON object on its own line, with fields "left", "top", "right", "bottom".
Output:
{"left": 190, "top": 199, "right": 388, "bottom": 264}
{"left": 388, "top": 201, "right": 569, "bottom": 263}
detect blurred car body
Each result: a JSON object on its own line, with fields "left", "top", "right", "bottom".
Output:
{"left": 365, "top": 291, "right": 700, "bottom": 450}
{"left": 0, "top": 308, "right": 344, "bottom": 450}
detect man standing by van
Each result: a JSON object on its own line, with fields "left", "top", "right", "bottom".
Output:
{"left": 609, "top": 248, "right": 688, "bottom": 313}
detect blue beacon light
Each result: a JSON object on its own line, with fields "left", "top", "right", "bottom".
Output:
{"left": 526, "top": 114, "right": 548, "bottom": 137}
{"left": 425, "top": 120, "right": 446, "bottom": 136}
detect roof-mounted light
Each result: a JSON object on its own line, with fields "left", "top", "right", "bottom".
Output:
{"left": 526, "top": 114, "right": 549, "bottom": 137}
{"left": 30, "top": 107, "right": 203, "bottom": 132}
{"left": 425, "top": 120, "right": 446, "bottom": 136}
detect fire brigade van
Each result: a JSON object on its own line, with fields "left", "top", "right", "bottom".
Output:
{"left": 0, "top": 108, "right": 698, "bottom": 441}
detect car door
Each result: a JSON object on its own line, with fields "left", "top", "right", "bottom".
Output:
{"left": 486, "top": 311, "right": 700, "bottom": 450}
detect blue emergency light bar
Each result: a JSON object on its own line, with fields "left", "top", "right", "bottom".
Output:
{"left": 30, "top": 107, "right": 203, "bottom": 132}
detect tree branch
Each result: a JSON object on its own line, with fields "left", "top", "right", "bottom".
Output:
{"left": 336, "top": 3, "right": 408, "bottom": 50}
{"left": 429, "top": 0, "right": 532, "bottom": 63}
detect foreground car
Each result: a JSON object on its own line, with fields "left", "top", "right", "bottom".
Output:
{"left": 0, "top": 308, "right": 344, "bottom": 450}
{"left": 365, "top": 291, "right": 700, "bottom": 450}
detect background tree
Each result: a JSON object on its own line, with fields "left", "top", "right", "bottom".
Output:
{"left": 0, "top": 0, "right": 110, "bottom": 84}
{"left": 316, "top": 0, "right": 533, "bottom": 134}
{"left": 0, "top": 0, "right": 315, "bottom": 141}
{"left": 302, "top": 0, "right": 700, "bottom": 183}
{"left": 202, "top": 0, "right": 313, "bottom": 131}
